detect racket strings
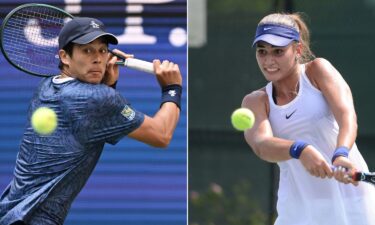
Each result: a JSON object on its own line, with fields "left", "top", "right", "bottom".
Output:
{"left": 2, "top": 6, "right": 71, "bottom": 76}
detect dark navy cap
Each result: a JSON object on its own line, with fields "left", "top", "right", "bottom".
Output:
{"left": 59, "top": 17, "right": 118, "bottom": 49}
{"left": 252, "top": 23, "right": 300, "bottom": 47}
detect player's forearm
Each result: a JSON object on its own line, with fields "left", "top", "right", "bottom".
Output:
{"left": 246, "top": 135, "right": 293, "bottom": 163}
{"left": 152, "top": 102, "right": 180, "bottom": 147}
{"left": 336, "top": 112, "right": 357, "bottom": 150}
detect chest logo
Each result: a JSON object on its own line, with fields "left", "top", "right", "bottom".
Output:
{"left": 285, "top": 109, "right": 297, "bottom": 119}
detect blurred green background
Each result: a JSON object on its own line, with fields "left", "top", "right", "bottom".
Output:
{"left": 188, "top": 0, "right": 375, "bottom": 224}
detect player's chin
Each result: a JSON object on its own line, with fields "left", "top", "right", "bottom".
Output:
{"left": 262, "top": 71, "right": 283, "bottom": 82}
{"left": 263, "top": 74, "right": 280, "bottom": 82}
{"left": 86, "top": 72, "right": 104, "bottom": 84}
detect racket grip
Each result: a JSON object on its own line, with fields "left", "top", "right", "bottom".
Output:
{"left": 331, "top": 166, "right": 360, "bottom": 180}
{"left": 116, "top": 58, "right": 154, "bottom": 74}
{"left": 331, "top": 165, "right": 349, "bottom": 171}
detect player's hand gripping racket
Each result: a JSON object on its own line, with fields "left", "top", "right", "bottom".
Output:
{"left": 0, "top": 3, "right": 154, "bottom": 77}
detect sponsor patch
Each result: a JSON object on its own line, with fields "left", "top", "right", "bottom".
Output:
{"left": 121, "top": 105, "right": 135, "bottom": 120}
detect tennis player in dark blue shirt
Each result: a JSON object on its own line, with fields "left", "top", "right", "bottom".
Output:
{"left": 0, "top": 17, "right": 182, "bottom": 225}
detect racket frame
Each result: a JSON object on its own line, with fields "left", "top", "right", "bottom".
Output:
{"left": 0, "top": 3, "right": 74, "bottom": 77}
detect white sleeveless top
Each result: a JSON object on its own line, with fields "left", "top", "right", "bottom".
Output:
{"left": 265, "top": 64, "right": 375, "bottom": 225}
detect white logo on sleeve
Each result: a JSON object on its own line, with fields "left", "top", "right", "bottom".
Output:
{"left": 121, "top": 105, "right": 135, "bottom": 120}
{"left": 90, "top": 21, "right": 100, "bottom": 29}
{"left": 168, "top": 90, "right": 176, "bottom": 97}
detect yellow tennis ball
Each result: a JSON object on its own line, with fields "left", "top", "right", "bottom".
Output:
{"left": 31, "top": 107, "right": 57, "bottom": 135}
{"left": 231, "top": 108, "right": 255, "bottom": 131}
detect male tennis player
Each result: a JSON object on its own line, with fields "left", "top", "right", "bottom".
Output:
{"left": 0, "top": 17, "right": 182, "bottom": 225}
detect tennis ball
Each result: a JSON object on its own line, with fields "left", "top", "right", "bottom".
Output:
{"left": 231, "top": 108, "right": 255, "bottom": 131}
{"left": 31, "top": 107, "right": 57, "bottom": 135}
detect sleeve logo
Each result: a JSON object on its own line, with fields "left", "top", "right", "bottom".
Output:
{"left": 121, "top": 105, "right": 135, "bottom": 120}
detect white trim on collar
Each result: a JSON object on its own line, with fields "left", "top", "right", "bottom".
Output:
{"left": 52, "top": 75, "right": 75, "bottom": 84}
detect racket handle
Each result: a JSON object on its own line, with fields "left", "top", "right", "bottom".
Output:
{"left": 116, "top": 58, "right": 154, "bottom": 74}
{"left": 352, "top": 171, "right": 362, "bottom": 181}
{"left": 331, "top": 166, "right": 360, "bottom": 180}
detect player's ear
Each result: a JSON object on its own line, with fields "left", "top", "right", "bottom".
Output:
{"left": 295, "top": 42, "right": 302, "bottom": 55}
{"left": 59, "top": 49, "right": 70, "bottom": 67}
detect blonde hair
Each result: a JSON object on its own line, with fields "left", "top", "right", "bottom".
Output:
{"left": 258, "top": 13, "right": 315, "bottom": 63}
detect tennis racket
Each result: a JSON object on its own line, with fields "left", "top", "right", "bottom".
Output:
{"left": 0, "top": 3, "right": 154, "bottom": 77}
{"left": 332, "top": 166, "right": 375, "bottom": 185}
{"left": 352, "top": 171, "right": 375, "bottom": 185}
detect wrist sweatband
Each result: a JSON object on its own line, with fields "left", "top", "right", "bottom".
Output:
{"left": 331, "top": 146, "right": 349, "bottom": 163}
{"left": 161, "top": 84, "right": 182, "bottom": 109}
{"left": 290, "top": 141, "right": 309, "bottom": 159}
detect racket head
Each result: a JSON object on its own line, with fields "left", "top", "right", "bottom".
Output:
{"left": 0, "top": 3, "right": 73, "bottom": 77}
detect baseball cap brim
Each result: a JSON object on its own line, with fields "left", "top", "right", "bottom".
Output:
{"left": 252, "top": 34, "right": 294, "bottom": 47}
{"left": 72, "top": 31, "right": 118, "bottom": 45}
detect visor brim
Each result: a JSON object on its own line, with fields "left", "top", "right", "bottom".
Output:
{"left": 252, "top": 34, "right": 294, "bottom": 47}
{"left": 72, "top": 31, "right": 118, "bottom": 45}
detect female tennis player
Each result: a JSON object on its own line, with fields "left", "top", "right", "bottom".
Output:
{"left": 243, "top": 13, "right": 375, "bottom": 225}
